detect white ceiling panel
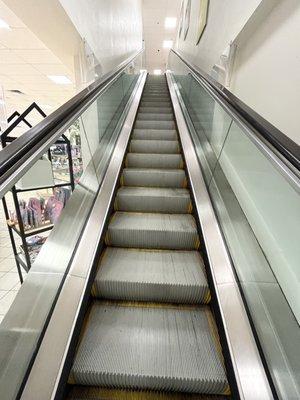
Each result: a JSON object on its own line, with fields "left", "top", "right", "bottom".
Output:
{"left": 9, "top": 74, "right": 51, "bottom": 84}
{"left": 0, "top": 0, "right": 75, "bottom": 127}
{"left": 0, "top": 27, "right": 45, "bottom": 49}
{"left": 0, "top": 49, "right": 25, "bottom": 63}
{"left": 0, "top": 1, "right": 26, "bottom": 28}
{"left": 0, "top": 63, "right": 42, "bottom": 75}
{"left": 34, "top": 63, "right": 72, "bottom": 76}
{"left": 14, "top": 49, "right": 62, "bottom": 64}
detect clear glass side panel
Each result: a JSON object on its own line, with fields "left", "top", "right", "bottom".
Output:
{"left": 0, "top": 66, "right": 140, "bottom": 400}
{"left": 169, "top": 51, "right": 300, "bottom": 399}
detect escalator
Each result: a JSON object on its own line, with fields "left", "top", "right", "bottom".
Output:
{"left": 0, "top": 47, "right": 297, "bottom": 400}
{"left": 66, "top": 75, "right": 230, "bottom": 399}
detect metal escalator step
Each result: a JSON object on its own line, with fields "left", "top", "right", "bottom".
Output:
{"left": 93, "top": 248, "right": 209, "bottom": 303}
{"left": 143, "top": 91, "right": 169, "bottom": 95}
{"left": 121, "top": 168, "right": 187, "bottom": 188}
{"left": 139, "top": 106, "right": 172, "bottom": 114}
{"left": 126, "top": 153, "right": 183, "bottom": 169}
{"left": 130, "top": 140, "right": 179, "bottom": 154}
{"left": 71, "top": 303, "right": 228, "bottom": 394}
{"left": 105, "top": 212, "right": 199, "bottom": 249}
{"left": 135, "top": 120, "right": 175, "bottom": 130}
{"left": 115, "top": 187, "right": 191, "bottom": 213}
{"left": 67, "top": 386, "right": 229, "bottom": 399}
{"left": 142, "top": 97, "right": 170, "bottom": 102}
{"left": 137, "top": 113, "right": 174, "bottom": 121}
{"left": 132, "top": 129, "right": 177, "bottom": 141}
{"left": 141, "top": 98, "right": 171, "bottom": 103}
{"left": 141, "top": 101, "right": 171, "bottom": 108}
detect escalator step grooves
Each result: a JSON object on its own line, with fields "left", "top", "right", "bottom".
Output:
{"left": 105, "top": 212, "right": 200, "bottom": 250}
{"left": 68, "top": 75, "right": 230, "bottom": 398}
{"left": 130, "top": 140, "right": 180, "bottom": 154}
{"left": 115, "top": 187, "right": 191, "bottom": 214}
{"left": 121, "top": 168, "right": 187, "bottom": 188}
{"left": 132, "top": 129, "right": 177, "bottom": 141}
{"left": 93, "top": 248, "right": 210, "bottom": 303}
{"left": 126, "top": 153, "right": 183, "bottom": 169}
{"left": 70, "top": 303, "right": 228, "bottom": 394}
{"left": 67, "top": 386, "right": 229, "bottom": 399}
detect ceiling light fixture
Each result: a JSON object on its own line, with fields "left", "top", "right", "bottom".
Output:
{"left": 165, "top": 17, "right": 177, "bottom": 28}
{"left": 48, "top": 75, "right": 72, "bottom": 85}
{"left": 153, "top": 69, "right": 162, "bottom": 75}
{"left": 0, "top": 18, "right": 10, "bottom": 29}
{"left": 163, "top": 40, "right": 173, "bottom": 49}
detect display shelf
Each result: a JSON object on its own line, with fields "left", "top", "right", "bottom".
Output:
{"left": 1, "top": 104, "right": 80, "bottom": 284}
{"left": 15, "top": 182, "right": 72, "bottom": 193}
{"left": 9, "top": 222, "right": 54, "bottom": 237}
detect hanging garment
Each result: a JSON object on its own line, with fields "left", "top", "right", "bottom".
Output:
{"left": 44, "top": 196, "right": 64, "bottom": 224}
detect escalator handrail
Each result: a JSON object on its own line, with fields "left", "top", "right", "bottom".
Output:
{"left": 0, "top": 47, "right": 143, "bottom": 187}
{"left": 170, "top": 48, "right": 300, "bottom": 171}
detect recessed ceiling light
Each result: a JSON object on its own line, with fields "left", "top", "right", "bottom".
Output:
{"left": 47, "top": 75, "right": 72, "bottom": 85}
{"left": 153, "top": 69, "right": 162, "bottom": 75}
{"left": 0, "top": 18, "right": 10, "bottom": 29}
{"left": 163, "top": 40, "right": 173, "bottom": 49}
{"left": 165, "top": 17, "right": 177, "bottom": 28}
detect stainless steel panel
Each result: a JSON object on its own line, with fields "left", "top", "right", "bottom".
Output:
{"left": 166, "top": 71, "right": 273, "bottom": 400}
{"left": 0, "top": 272, "right": 63, "bottom": 400}
{"left": 20, "top": 275, "right": 85, "bottom": 400}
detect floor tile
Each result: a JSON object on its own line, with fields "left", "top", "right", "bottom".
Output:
{"left": 0, "top": 290, "right": 8, "bottom": 300}
{"left": 0, "top": 257, "right": 16, "bottom": 272}
{"left": 0, "top": 246, "right": 13, "bottom": 258}
{"left": 0, "top": 272, "right": 20, "bottom": 290}
{"left": 0, "top": 291, "right": 17, "bottom": 314}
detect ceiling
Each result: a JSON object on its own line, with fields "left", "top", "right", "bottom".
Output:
{"left": 142, "top": 0, "right": 181, "bottom": 73}
{"left": 0, "top": 0, "right": 75, "bottom": 132}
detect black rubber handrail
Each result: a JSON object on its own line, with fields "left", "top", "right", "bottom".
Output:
{"left": 171, "top": 49, "right": 300, "bottom": 171}
{"left": 0, "top": 48, "right": 143, "bottom": 180}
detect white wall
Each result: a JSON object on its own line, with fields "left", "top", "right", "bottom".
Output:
{"left": 175, "top": 0, "right": 300, "bottom": 145}
{"left": 59, "top": 0, "right": 143, "bottom": 75}
{"left": 231, "top": 0, "right": 300, "bottom": 145}
{"left": 175, "top": 0, "right": 261, "bottom": 75}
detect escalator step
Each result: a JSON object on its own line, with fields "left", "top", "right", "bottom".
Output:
{"left": 105, "top": 212, "right": 200, "bottom": 250}
{"left": 93, "top": 248, "right": 209, "bottom": 303}
{"left": 115, "top": 187, "right": 191, "bottom": 213}
{"left": 70, "top": 303, "right": 228, "bottom": 394}
{"left": 137, "top": 113, "right": 174, "bottom": 121}
{"left": 126, "top": 153, "right": 182, "bottom": 169}
{"left": 67, "top": 386, "right": 229, "bottom": 399}
{"left": 140, "top": 101, "right": 172, "bottom": 108}
{"left": 135, "top": 120, "right": 175, "bottom": 130}
{"left": 139, "top": 106, "right": 172, "bottom": 114}
{"left": 132, "top": 129, "right": 177, "bottom": 141}
{"left": 129, "top": 140, "right": 179, "bottom": 154}
{"left": 143, "top": 91, "right": 169, "bottom": 96}
{"left": 121, "top": 168, "right": 187, "bottom": 188}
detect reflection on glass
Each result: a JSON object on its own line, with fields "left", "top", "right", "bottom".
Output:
{"left": 169, "top": 51, "right": 300, "bottom": 399}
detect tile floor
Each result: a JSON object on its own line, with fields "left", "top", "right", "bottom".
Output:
{"left": 0, "top": 199, "right": 25, "bottom": 323}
